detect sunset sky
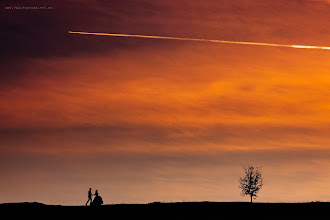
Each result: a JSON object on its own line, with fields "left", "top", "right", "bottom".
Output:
{"left": 1, "top": 0, "right": 330, "bottom": 205}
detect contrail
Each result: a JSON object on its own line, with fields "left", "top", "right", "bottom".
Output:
{"left": 69, "top": 31, "right": 330, "bottom": 50}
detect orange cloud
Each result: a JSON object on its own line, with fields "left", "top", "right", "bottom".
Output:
{"left": 1, "top": 44, "right": 330, "bottom": 129}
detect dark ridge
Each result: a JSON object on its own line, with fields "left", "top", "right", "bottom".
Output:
{"left": 1, "top": 201, "right": 330, "bottom": 219}
{"left": 1, "top": 202, "right": 47, "bottom": 207}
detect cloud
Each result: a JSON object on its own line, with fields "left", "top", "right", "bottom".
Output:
{"left": 1, "top": 43, "right": 330, "bottom": 129}
{"left": 1, "top": 123, "right": 330, "bottom": 156}
{"left": 1, "top": 0, "right": 329, "bottom": 60}
{"left": 311, "top": 0, "right": 330, "bottom": 3}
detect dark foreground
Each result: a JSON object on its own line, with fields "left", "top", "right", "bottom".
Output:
{"left": 1, "top": 201, "right": 330, "bottom": 219}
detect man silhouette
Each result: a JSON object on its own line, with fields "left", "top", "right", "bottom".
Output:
{"left": 85, "top": 188, "right": 93, "bottom": 206}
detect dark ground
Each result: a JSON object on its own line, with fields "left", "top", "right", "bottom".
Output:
{"left": 1, "top": 201, "right": 330, "bottom": 219}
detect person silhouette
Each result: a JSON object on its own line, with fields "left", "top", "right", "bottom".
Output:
{"left": 91, "top": 190, "right": 103, "bottom": 206}
{"left": 85, "top": 188, "right": 93, "bottom": 206}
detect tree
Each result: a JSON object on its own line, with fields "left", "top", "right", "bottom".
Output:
{"left": 239, "top": 165, "right": 263, "bottom": 203}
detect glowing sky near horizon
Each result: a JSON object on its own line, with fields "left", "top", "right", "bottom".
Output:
{"left": 1, "top": 0, "right": 330, "bottom": 205}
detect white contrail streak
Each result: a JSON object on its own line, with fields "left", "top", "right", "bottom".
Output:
{"left": 69, "top": 31, "right": 330, "bottom": 50}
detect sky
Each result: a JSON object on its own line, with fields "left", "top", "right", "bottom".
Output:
{"left": 1, "top": 0, "right": 330, "bottom": 205}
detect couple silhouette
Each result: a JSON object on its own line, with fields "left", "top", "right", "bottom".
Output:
{"left": 85, "top": 188, "right": 103, "bottom": 206}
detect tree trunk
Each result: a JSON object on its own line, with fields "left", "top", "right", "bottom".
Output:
{"left": 250, "top": 195, "right": 253, "bottom": 203}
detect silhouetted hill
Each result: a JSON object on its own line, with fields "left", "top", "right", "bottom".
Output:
{"left": 1, "top": 201, "right": 330, "bottom": 219}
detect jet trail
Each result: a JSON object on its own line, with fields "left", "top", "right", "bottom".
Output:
{"left": 69, "top": 31, "right": 330, "bottom": 50}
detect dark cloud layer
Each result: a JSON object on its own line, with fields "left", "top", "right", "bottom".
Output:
{"left": 1, "top": 124, "right": 330, "bottom": 154}
{"left": 2, "top": 0, "right": 329, "bottom": 59}
{"left": 1, "top": 0, "right": 173, "bottom": 59}
{"left": 1, "top": 0, "right": 329, "bottom": 85}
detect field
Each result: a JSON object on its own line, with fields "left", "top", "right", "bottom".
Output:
{"left": 1, "top": 201, "right": 330, "bottom": 219}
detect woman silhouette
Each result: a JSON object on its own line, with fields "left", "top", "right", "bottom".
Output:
{"left": 91, "top": 190, "right": 103, "bottom": 206}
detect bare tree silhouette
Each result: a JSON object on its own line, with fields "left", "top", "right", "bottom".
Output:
{"left": 239, "top": 165, "right": 263, "bottom": 203}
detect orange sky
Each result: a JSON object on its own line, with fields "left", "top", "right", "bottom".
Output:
{"left": 1, "top": 0, "right": 330, "bottom": 205}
